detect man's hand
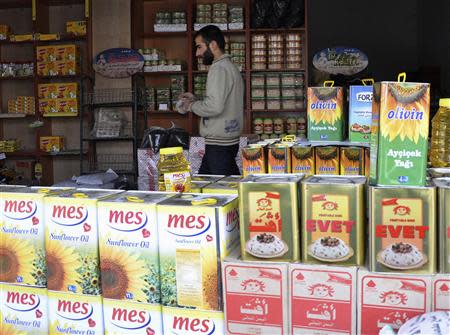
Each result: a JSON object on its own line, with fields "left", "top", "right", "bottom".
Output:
{"left": 176, "top": 92, "right": 196, "bottom": 114}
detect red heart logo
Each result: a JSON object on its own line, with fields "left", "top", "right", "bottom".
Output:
{"left": 88, "top": 318, "right": 96, "bottom": 327}
{"left": 229, "top": 269, "right": 238, "bottom": 276}
{"left": 32, "top": 217, "right": 39, "bottom": 225}
{"left": 206, "top": 235, "right": 213, "bottom": 242}
{"left": 35, "top": 309, "right": 43, "bottom": 318}
{"left": 367, "top": 280, "right": 376, "bottom": 288}
{"left": 142, "top": 229, "right": 151, "bottom": 238}
{"left": 146, "top": 327, "right": 155, "bottom": 335}
{"left": 296, "top": 272, "right": 304, "bottom": 280}
{"left": 83, "top": 223, "right": 91, "bottom": 232}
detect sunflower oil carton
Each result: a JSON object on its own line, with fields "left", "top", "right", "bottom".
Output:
{"left": 162, "top": 306, "right": 224, "bottom": 334}
{"left": 98, "top": 191, "right": 173, "bottom": 303}
{"left": 291, "top": 145, "right": 315, "bottom": 176}
{"left": 315, "top": 146, "right": 340, "bottom": 175}
{"left": 103, "top": 298, "right": 163, "bottom": 335}
{"left": 307, "top": 83, "right": 344, "bottom": 141}
{"left": 349, "top": 83, "right": 373, "bottom": 142}
{"left": 433, "top": 178, "right": 450, "bottom": 273}
{"left": 369, "top": 79, "right": 430, "bottom": 186}
{"left": 340, "top": 147, "right": 364, "bottom": 175}
{"left": 0, "top": 187, "right": 68, "bottom": 286}
{"left": 0, "top": 283, "right": 48, "bottom": 335}
{"left": 157, "top": 193, "right": 239, "bottom": 310}
{"left": 202, "top": 182, "right": 239, "bottom": 195}
{"left": 369, "top": 185, "right": 437, "bottom": 274}
{"left": 44, "top": 189, "right": 122, "bottom": 295}
{"left": 47, "top": 290, "right": 104, "bottom": 334}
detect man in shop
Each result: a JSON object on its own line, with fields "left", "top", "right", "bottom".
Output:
{"left": 176, "top": 25, "right": 243, "bottom": 175}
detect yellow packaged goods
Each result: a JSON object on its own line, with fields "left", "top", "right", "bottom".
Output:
{"left": 0, "top": 283, "right": 48, "bottom": 335}
{"left": 340, "top": 146, "right": 364, "bottom": 175}
{"left": 35, "top": 33, "right": 60, "bottom": 41}
{"left": 315, "top": 146, "right": 340, "bottom": 175}
{"left": 268, "top": 144, "right": 291, "bottom": 174}
{"left": 103, "top": 299, "right": 163, "bottom": 335}
{"left": 202, "top": 181, "right": 239, "bottom": 194}
{"left": 239, "top": 174, "right": 303, "bottom": 261}
{"left": 370, "top": 78, "right": 430, "bottom": 186}
{"left": 0, "top": 24, "right": 10, "bottom": 40}
{"left": 189, "top": 181, "right": 210, "bottom": 193}
{"left": 9, "top": 34, "right": 34, "bottom": 42}
{"left": 55, "top": 44, "right": 78, "bottom": 61}
{"left": 364, "top": 147, "right": 370, "bottom": 177}
{"left": 242, "top": 144, "right": 266, "bottom": 177}
{"left": 158, "top": 147, "right": 191, "bottom": 192}
{"left": 370, "top": 185, "right": 437, "bottom": 274}
{"left": 97, "top": 191, "right": 173, "bottom": 303}
{"left": 39, "top": 136, "right": 64, "bottom": 152}
{"left": 36, "top": 46, "right": 56, "bottom": 62}
{"left": 157, "top": 194, "right": 239, "bottom": 310}
{"left": 302, "top": 175, "right": 366, "bottom": 266}
{"left": 291, "top": 145, "right": 315, "bottom": 175}
{"left": 44, "top": 189, "right": 122, "bottom": 294}
{"left": 162, "top": 306, "right": 224, "bottom": 334}
{"left": 66, "top": 21, "right": 87, "bottom": 36}
{"left": 37, "top": 63, "right": 48, "bottom": 76}
{"left": 48, "top": 291, "right": 104, "bottom": 334}
{"left": 433, "top": 178, "right": 450, "bottom": 273}
{"left": 0, "top": 187, "right": 68, "bottom": 286}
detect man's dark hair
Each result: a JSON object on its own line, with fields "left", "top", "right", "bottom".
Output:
{"left": 194, "top": 25, "right": 225, "bottom": 51}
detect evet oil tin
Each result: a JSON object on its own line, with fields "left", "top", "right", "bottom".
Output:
{"left": 0, "top": 187, "right": 66, "bottom": 286}
{"left": 98, "top": 191, "right": 173, "bottom": 303}
{"left": 0, "top": 283, "right": 48, "bottom": 335}
{"left": 48, "top": 290, "right": 104, "bottom": 334}
{"left": 45, "top": 189, "right": 122, "bottom": 295}
{"left": 239, "top": 174, "right": 303, "bottom": 262}
{"left": 370, "top": 185, "right": 437, "bottom": 274}
{"left": 433, "top": 178, "right": 450, "bottom": 273}
{"left": 370, "top": 79, "right": 430, "bottom": 186}
{"left": 103, "top": 298, "right": 163, "bottom": 335}
{"left": 157, "top": 194, "right": 239, "bottom": 310}
{"left": 302, "top": 176, "right": 366, "bottom": 266}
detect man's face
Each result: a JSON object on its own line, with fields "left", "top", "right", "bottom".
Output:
{"left": 195, "top": 35, "right": 215, "bottom": 65}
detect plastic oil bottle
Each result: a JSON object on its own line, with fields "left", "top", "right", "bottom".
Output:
{"left": 430, "top": 98, "right": 450, "bottom": 167}
{"left": 158, "top": 147, "right": 191, "bottom": 192}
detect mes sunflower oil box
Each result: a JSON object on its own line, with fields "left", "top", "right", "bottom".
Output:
{"left": 98, "top": 191, "right": 173, "bottom": 303}
{"left": 44, "top": 189, "right": 122, "bottom": 295}
{"left": 369, "top": 80, "right": 430, "bottom": 186}
{"left": 0, "top": 283, "right": 48, "bottom": 335}
{"left": 103, "top": 298, "right": 163, "bottom": 335}
{"left": 433, "top": 178, "right": 450, "bottom": 273}
{"left": 157, "top": 193, "right": 239, "bottom": 311}
{"left": 0, "top": 187, "right": 68, "bottom": 287}
{"left": 307, "top": 84, "right": 344, "bottom": 141}
{"left": 302, "top": 176, "right": 366, "bottom": 266}
{"left": 369, "top": 185, "right": 437, "bottom": 274}
{"left": 239, "top": 174, "right": 303, "bottom": 262}
{"left": 162, "top": 306, "right": 224, "bottom": 334}
{"left": 47, "top": 290, "right": 104, "bottom": 335}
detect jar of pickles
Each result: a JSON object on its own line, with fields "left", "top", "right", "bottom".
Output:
{"left": 273, "top": 117, "right": 284, "bottom": 134}
{"left": 253, "top": 117, "right": 264, "bottom": 134}
{"left": 263, "top": 118, "right": 273, "bottom": 134}
{"left": 286, "top": 117, "right": 297, "bottom": 134}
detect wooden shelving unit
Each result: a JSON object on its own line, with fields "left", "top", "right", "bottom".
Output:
{"left": 0, "top": 0, "right": 92, "bottom": 185}
{"left": 132, "top": 0, "right": 308, "bottom": 135}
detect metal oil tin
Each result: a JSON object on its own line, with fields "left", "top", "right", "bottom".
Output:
{"left": 433, "top": 178, "right": 450, "bottom": 273}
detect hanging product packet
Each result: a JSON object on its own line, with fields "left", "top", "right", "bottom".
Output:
{"left": 349, "top": 78, "right": 374, "bottom": 143}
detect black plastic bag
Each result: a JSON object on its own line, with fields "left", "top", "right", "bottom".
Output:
{"left": 140, "top": 126, "right": 168, "bottom": 152}
{"left": 167, "top": 126, "right": 189, "bottom": 150}
{"left": 284, "top": 0, "right": 305, "bottom": 28}
{"left": 267, "top": 0, "right": 290, "bottom": 28}
{"left": 251, "top": 0, "right": 271, "bottom": 28}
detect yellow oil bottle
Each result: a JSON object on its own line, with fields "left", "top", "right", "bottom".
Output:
{"left": 430, "top": 98, "right": 450, "bottom": 167}
{"left": 158, "top": 147, "right": 191, "bottom": 192}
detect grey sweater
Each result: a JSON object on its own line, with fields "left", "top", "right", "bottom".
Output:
{"left": 191, "top": 54, "right": 244, "bottom": 146}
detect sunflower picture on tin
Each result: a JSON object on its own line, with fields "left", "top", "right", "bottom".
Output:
{"left": 307, "top": 81, "right": 344, "bottom": 141}
{"left": 0, "top": 234, "right": 35, "bottom": 285}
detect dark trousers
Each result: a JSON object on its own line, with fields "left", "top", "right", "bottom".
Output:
{"left": 199, "top": 144, "right": 240, "bottom": 175}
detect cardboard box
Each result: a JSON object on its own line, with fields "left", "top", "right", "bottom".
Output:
{"left": 39, "top": 136, "right": 64, "bottom": 152}
{"left": 157, "top": 193, "right": 239, "bottom": 310}
{"left": 48, "top": 291, "right": 104, "bottom": 334}
{"left": 291, "top": 146, "right": 315, "bottom": 176}
{"left": 162, "top": 306, "right": 224, "bottom": 334}
{"left": 103, "top": 299, "right": 163, "bottom": 335}
{"left": 358, "top": 270, "right": 431, "bottom": 335}
{"left": 0, "top": 283, "right": 48, "bottom": 335}
{"left": 268, "top": 144, "right": 292, "bottom": 174}
{"left": 434, "top": 178, "right": 450, "bottom": 273}
{"left": 315, "top": 146, "right": 340, "bottom": 175}
{"left": 340, "top": 147, "right": 364, "bottom": 175}
{"left": 223, "top": 258, "right": 289, "bottom": 335}
{"left": 432, "top": 275, "right": 450, "bottom": 312}
{"left": 239, "top": 174, "right": 303, "bottom": 262}
{"left": 67, "top": 21, "right": 87, "bottom": 36}
{"left": 98, "top": 191, "right": 173, "bottom": 303}
{"left": 290, "top": 264, "right": 357, "bottom": 335}
{"left": 44, "top": 189, "right": 122, "bottom": 294}
{"left": 349, "top": 85, "right": 373, "bottom": 142}
{"left": 369, "top": 81, "right": 430, "bottom": 186}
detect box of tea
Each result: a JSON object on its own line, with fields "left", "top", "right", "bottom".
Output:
{"left": 157, "top": 193, "right": 239, "bottom": 310}
{"left": 315, "top": 146, "right": 340, "bottom": 175}
{"left": 268, "top": 144, "right": 291, "bottom": 174}
{"left": 369, "top": 185, "right": 437, "bottom": 274}
{"left": 349, "top": 85, "right": 373, "bottom": 143}
{"left": 302, "top": 176, "right": 366, "bottom": 266}
{"left": 0, "top": 283, "right": 48, "bottom": 335}
{"left": 98, "top": 191, "right": 174, "bottom": 303}
{"left": 369, "top": 81, "right": 430, "bottom": 186}
{"left": 307, "top": 85, "right": 344, "bottom": 141}
{"left": 239, "top": 174, "right": 303, "bottom": 262}
{"left": 45, "top": 189, "right": 122, "bottom": 294}
{"left": 242, "top": 145, "right": 267, "bottom": 177}
{"left": 340, "top": 147, "right": 364, "bottom": 176}
{"left": 291, "top": 145, "right": 315, "bottom": 176}
{"left": 162, "top": 306, "right": 224, "bottom": 334}
{"left": 433, "top": 178, "right": 450, "bottom": 273}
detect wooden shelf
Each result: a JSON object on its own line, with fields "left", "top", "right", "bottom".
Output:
{"left": 250, "top": 27, "right": 306, "bottom": 33}
{"left": 4, "top": 151, "right": 37, "bottom": 158}
{"left": 0, "top": 113, "right": 35, "bottom": 119}
{"left": 250, "top": 68, "right": 306, "bottom": 73}
{"left": 0, "top": 35, "right": 87, "bottom": 46}
{"left": 0, "top": 76, "right": 34, "bottom": 81}
{"left": 249, "top": 109, "right": 306, "bottom": 113}
{"left": 143, "top": 32, "right": 187, "bottom": 38}
{"left": 144, "top": 71, "right": 187, "bottom": 75}
{"left": 0, "top": 0, "right": 31, "bottom": 9}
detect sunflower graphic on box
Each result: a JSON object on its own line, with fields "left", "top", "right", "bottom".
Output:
{"left": 0, "top": 234, "right": 35, "bottom": 285}
{"left": 0, "top": 311, "right": 27, "bottom": 335}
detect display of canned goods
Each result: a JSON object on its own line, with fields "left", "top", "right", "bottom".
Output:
{"left": 280, "top": 73, "right": 295, "bottom": 86}
{"left": 252, "top": 34, "right": 266, "bottom": 42}
{"left": 252, "top": 98, "right": 265, "bottom": 110}
{"left": 212, "top": 17, "right": 227, "bottom": 23}
{"left": 266, "top": 74, "right": 280, "bottom": 86}
{"left": 151, "top": 60, "right": 159, "bottom": 66}
{"left": 286, "top": 33, "right": 302, "bottom": 41}
{"left": 268, "top": 55, "right": 284, "bottom": 63}
{"left": 297, "top": 116, "right": 306, "bottom": 132}
{"left": 268, "top": 62, "right": 283, "bottom": 70}
{"left": 197, "top": 4, "right": 212, "bottom": 11}
{"left": 251, "top": 74, "right": 265, "bottom": 86}
{"left": 295, "top": 100, "right": 305, "bottom": 109}
{"left": 253, "top": 117, "right": 264, "bottom": 134}
{"left": 273, "top": 117, "right": 284, "bottom": 134}
{"left": 266, "top": 87, "right": 281, "bottom": 98}
{"left": 268, "top": 48, "right": 284, "bottom": 56}
{"left": 196, "top": 17, "right": 208, "bottom": 24}
{"left": 213, "top": 3, "right": 227, "bottom": 11}
{"left": 267, "top": 99, "right": 281, "bottom": 110}
{"left": 231, "top": 50, "right": 246, "bottom": 57}
{"left": 286, "top": 62, "right": 302, "bottom": 69}
{"left": 268, "top": 34, "right": 283, "bottom": 41}
{"left": 230, "top": 42, "right": 245, "bottom": 50}
{"left": 295, "top": 74, "right": 304, "bottom": 85}
{"left": 263, "top": 118, "right": 274, "bottom": 134}
{"left": 252, "top": 49, "right": 266, "bottom": 56}
{"left": 213, "top": 10, "right": 228, "bottom": 18}
{"left": 268, "top": 41, "right": 283, "bottom": 48}
{"left": 295, "top": 87, "right": 304, "bottom": 97}
{"left": 196, "top": 11, "right": 212, "bottom": 18}
{"left": 252, "top": 63, "right": 267, "bottom": 70}
{"left": 252, "top": 41, "right": 266, "bottom": 49}
{"left": 281, "top": 86, "right": 296, "bottom": 97}
{"left": 287, "top": 55, "right": 302, "bottom": 62}
{"left": 286, "top": 48, "right": 302, "bottom": 55}
{"left": 173, "top": 12, "right": 186, "bottom": 18}
{"left": 232, "top": 56, "right": 245, "bottom": 64}
{"left": 252, "top": 55, "right": 267, "bottom": 63}
{"left": 229, "top": 6, "right": 244, "bottom": 14}
{"left": 286, "top": 41, "right": 302, "bottom": 48}
{"left": 286, "top": 117, "right": 297, "bottom": 134}
{"left": 282, "top": 98, "right": 297, "bottom": 110}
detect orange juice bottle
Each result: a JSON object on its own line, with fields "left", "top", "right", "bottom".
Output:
{"left": 430, "top": 98, "right": 450, "bottom": 167}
